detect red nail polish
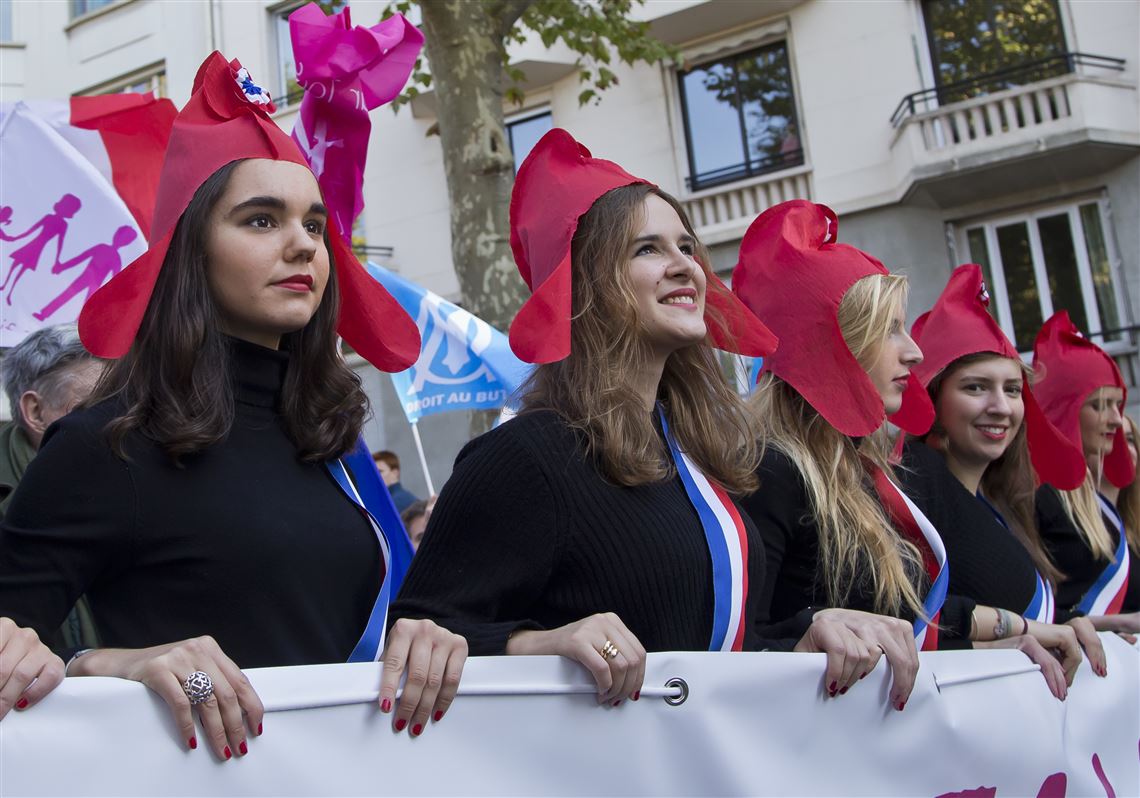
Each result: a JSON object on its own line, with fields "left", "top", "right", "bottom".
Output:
{"left": 860, "top": 672, "right": 868, "bottom": 680}
{"left": 828, "top": 681, "right": 837, "bottom": 692}
{"left": 15, "top": 697, "right": 28, "bottom": 710}
{"left": 632, "top": 691, "right": 640, "bottom": 701}
{"left": 394, "top": 718, "right": 407, "bottom": 732}
{"left": 412, "top": 723, "right": 423, "bottom": 736}
{"left": 239, "top": 740, "right": 248, "bottom": 756}
{"left": 433, "top": 710, "right": 443, "bottom": 722}
{"left": 257, "top": 722, "right": 263, "bottom": 736}
{"left": 381, "top": 698, "right": 392, "bottom": 713}
{"left": 223, "top": 746, "right": 232, "bottom": 760}
{"left": 896, "top": 700, "right": 907, "bottom": 711}
{"left": 188, "top": 737, "right": 197, "bottom": 750}
{"left": 839, "top": 686, "right": 848, "bottom": 695}
{"left": 612, "top": 699, "right": 621, "bottom": 707}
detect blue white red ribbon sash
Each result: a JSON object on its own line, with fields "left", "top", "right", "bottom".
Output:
{"left": 869, "top": 464, "right": 948, "bottom": 650}
{"left": 977, "top": 493, "right": 1054, "bottom": 623}
{"left": 327, "top": 458, "right": 393, "bottom": 663}
{"left": 1078, "top": 495, "right": 1131, "bottom": 617}
{"left": 658, "top": 407, "right": 748, "bottom": 652}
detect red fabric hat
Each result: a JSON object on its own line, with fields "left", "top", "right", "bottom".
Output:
{"left": 731, "top": 200, "right": 933, "bottom": 437}
{"left": 908, "top": 264, "right": 1086, "bottom": 489}
{"left": 78, "top": 52, "right": 419, "bottom": 373}
{"left": 507, "top": 128, "right": 777, "bottom": 364}
{"left": 1032, "top": 311, "right": 1134, "bottom": 488}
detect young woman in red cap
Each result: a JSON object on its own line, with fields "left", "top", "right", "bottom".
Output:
{"left": 392, "top": 130, "right": 920, "bottom": 709}
{"left": 733, "top": 202, "right": 1078, "bottom": 702}
{"left": 897, "top": 264, "right": 1106, "bottom": 688}
{"left": 0, "top": 54, "right": 466, "bottom": 755}
{"left": 1032, "top": 311, "right": 1139, "bottom": 632}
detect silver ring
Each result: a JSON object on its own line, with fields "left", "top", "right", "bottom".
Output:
{"left": 182, "top": 671, "right": 214, "bottom": 705}
{"left": 600, "top": 640, "right": 620, "bottom": 661}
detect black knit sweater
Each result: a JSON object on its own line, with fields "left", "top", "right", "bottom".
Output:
{"left": 390, "top": 410, "right": 811, "bottom": 655}
{"left": 0, "top": 339, "right": 381, "bottom": 667}
{"left": 740, "top": 446, "right": 975, "bottom": 647}
{"left": 896, "top": 440, "right": 1041, "bottom": 617}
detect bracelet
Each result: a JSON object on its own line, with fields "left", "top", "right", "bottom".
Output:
{"left": 64, "top": 648, "right": 95, "bottom": 676}
{"left": 1019, "top": 615, "right": 1029, "bottom": 636}
{"left": 992, "top": 609, "right": 1007, "bottom": 640}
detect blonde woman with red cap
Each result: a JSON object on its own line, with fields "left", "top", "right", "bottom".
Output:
{"left": 1033, "top": 312, "right": 1139, "bottom": 633}
{"left": 1099, "top": 413, "right": 1139, "bottom": 617}
{"left": 392, "top": 130, "right": 916, "bottom": 706}
{"left": 897, "top": 264, "right": 1107, "bottom": 686}
{"left": 0, "top": 54, "right": 466, "bottom": 755}
{"left": 734, "top": 202, "right": 1078, "bottom": 702}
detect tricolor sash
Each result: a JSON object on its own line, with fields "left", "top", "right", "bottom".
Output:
{"left": 1077, "top": 495, "right": 1131, "bottom": 617}
{"left": 327, "top": 458, "right": 393, "bottom": 663}
{"left": 977, "top": 493, "right": 1055, "bottom": 623}
{"left": 658, "top": 407, "right": 748, "bottom": 652}
{"left": 868, "top": 463, "right": 949, "bottom": 650}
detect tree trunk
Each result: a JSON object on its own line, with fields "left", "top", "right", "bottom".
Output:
{"left": 419, "top": 1, "right": 531, "bottom": 334}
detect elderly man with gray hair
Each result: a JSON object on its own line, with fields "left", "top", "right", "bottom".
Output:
{"left": 0, "top": 324, "right": 104, "bottom": 652}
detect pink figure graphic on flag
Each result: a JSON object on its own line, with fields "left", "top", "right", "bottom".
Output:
{"left": 33, "top": 225, "right": 138, "bottom": 322}
{"left": 0, "top": 206, "right": 15, "bottom": 240}
{"left": 1, "top": 193, "right": 82, "bottom": 306}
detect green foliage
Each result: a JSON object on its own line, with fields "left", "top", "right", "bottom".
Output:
{"left": 380, "top": 0, "right": 679, "bottom": 111}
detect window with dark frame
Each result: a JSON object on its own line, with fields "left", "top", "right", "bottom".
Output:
{"left": 922, "top": 0, "right": 1069, "bottom": 105}
{"left": 678, "top": 41, "right": 803, "bottom": 193}
{"left": 71, "top": 0, "right": 117, "bottom": 19}
{"left": 507, "top": 111, "right": 552, "bottom": 173}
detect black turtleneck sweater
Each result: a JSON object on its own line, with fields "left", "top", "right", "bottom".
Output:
{"left": 0, "top": 339, "right": 381, "bottom": 668}
{"left": 391, "top": 410, "right": 812, "bottom": 655}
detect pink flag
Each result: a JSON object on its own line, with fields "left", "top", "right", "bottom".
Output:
{"left": 289, "top": 3, "right": 423, "bottom": 235}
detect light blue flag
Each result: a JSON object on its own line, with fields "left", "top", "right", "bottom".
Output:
{"left": 366, "top": 263, "right": 532, "bottom": 423}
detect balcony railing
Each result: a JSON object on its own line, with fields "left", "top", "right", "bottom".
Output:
{"left": 891, "top": 52, "right": 1125, "bottom": 128}
{"left": 682, "top": 165, "right": 813, "bottom": 245}
{"left": 686, "top": 149, "right": 804, "bottom": 193}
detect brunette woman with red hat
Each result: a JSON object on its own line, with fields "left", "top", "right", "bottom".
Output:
{"left": 896, "top": 264, "right": 1107, "bottom": 691}
{"left": 392, "top": 130, "right": 919, "bottom": 706}
{"left": 1032, "top": 311, "right": 1139, "bottom": 633}
{"left": 733, "top": 201, "right": 1081, "bottom": 702}
{"left": 0, "top": 54, "right": 466, "bottom": 755}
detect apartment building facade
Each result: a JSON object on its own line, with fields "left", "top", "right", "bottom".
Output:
{"left": 2, "top": 0, "right": 1137, "bottom": 492}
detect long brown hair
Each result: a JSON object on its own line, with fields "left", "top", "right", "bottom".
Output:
{"left": 520, "top": 184, "right": 760, "bottom": 492}
{"left": 1117, "top": 414, "right": 1140, "bottom": 552}
{"left": 750, "top": 274, "right": 928, "bottom": 618}
{"left": 86, "top": 159, "right": 367, "bottom": 463}
{"left": 923, "top": 352, "right": 1064, "bottom": 585}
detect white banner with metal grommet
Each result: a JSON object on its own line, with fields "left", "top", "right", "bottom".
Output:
{"left": 3, "top": 635, "right": 1137, "bottom": 796}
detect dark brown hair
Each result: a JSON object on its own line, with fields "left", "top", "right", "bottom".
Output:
{"left": 86, "top": 159, "right": 368, "bottom": 463}
{"left": 923, "top": 352, "right": 1063, "bottom": 585}
{"left": 520, "top": 184, "right": 760, "bottom": 492}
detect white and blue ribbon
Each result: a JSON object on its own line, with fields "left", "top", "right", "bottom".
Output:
{"left": 1078, "top": 495, "right": 1131, "bottom": 616}
{"left": 883, "top": 478, "right": 949, "bottom": 648}
{"left": 327, "top": 459, "right": 393, "bottom": 663}
{"left": 658, "top": 406, "right": 748, "bottom": 652}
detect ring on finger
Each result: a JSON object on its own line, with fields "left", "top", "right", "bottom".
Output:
{"left": 182, "top": 670, "right": 215, "bottom": 706}
{"left": 599, "top": 640, "right": 620, "bottom": 661}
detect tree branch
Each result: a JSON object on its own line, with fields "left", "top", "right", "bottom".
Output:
{"left": 493, "top": 0, "right": 537, "bottom": 37}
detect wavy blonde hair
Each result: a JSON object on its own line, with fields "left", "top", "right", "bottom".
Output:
{"left": 1117, "top": 414, "right": 1139, "bottom": 552}
{"left": 922, "top": 353, "right": 1064, "bottom": 585}
{"left": 520, "top": 184, "right": 760, "bottom": 492}
{"left": 1057, "top": 387, "right": 1122, "bottom": 562}
{"left": 750, "top": 274, "right": 927, "bottom": 618}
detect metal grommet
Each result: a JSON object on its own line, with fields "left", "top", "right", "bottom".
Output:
{"left": 663, "top": 677, "right": 689, "bottom": 706}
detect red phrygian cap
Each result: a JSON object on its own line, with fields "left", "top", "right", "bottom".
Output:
{"left": 1032, "top": 310, "right": 1135, "bottom": 488}
{"left": 507, "top": 128, "right": 778, "bottom": 364}
{"left": 909, "top": 264, "right": 1086, "bottom": 489}
{"left": 731, "top": 200, "right": 933, "bottom": 437}
{"left": 78, "top": 52, "right": 420, "bottom": 373}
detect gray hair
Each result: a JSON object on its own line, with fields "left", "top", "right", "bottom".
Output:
{"left": 1, "top": 324, "right": 96, "bottom": 425}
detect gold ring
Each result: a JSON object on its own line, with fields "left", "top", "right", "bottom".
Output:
{"left": 600, "top": 640, "right": 620, "bottom": 661}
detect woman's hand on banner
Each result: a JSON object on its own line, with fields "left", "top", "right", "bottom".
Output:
{"left": 975, "top": 635, "right": 1068, "bottom": 700}
{"left": 67, "top": 636, "right": 264, "bottom": 760}
{"left": 506, "top": 613, "right": 647, "bottom": 705}
{"left": 794, "top": 609, "right": 918, "bottom": 710}
{"left": 1024, "top": 620, "right": 1081, "bottom": 685}
{"left": 379, "top": 618, "right": 467, "bottom": 736}
{"left": 1064, "top": 616, "right": 1107, "bottom": 677}
{"left": 0, "top": 618, "right": 64, "bottom": 720}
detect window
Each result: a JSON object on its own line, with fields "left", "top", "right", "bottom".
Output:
{"left": 507, "top": 110, "right": 552, "bottom": 173}
{"left": 922, "top": 0, "right": 1069, "bottom": 105}
{"left": 1, "top": 0, "right": 13, "bottom": 42}
{"left": 959, "top": 199, "right": 1126, "bottom": 351}
{"left": 79, "top": 65, "right": 167, "bottom": 98}
{"left": 678, "top": 42, "right": 803, "bottom": 192}
{"left": 71, "top": 0, "right": 117, "bottom": 19}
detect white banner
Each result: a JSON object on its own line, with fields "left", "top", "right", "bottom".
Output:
{"left": 3, "top": 634, "right": 1137, "bottom": 797}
